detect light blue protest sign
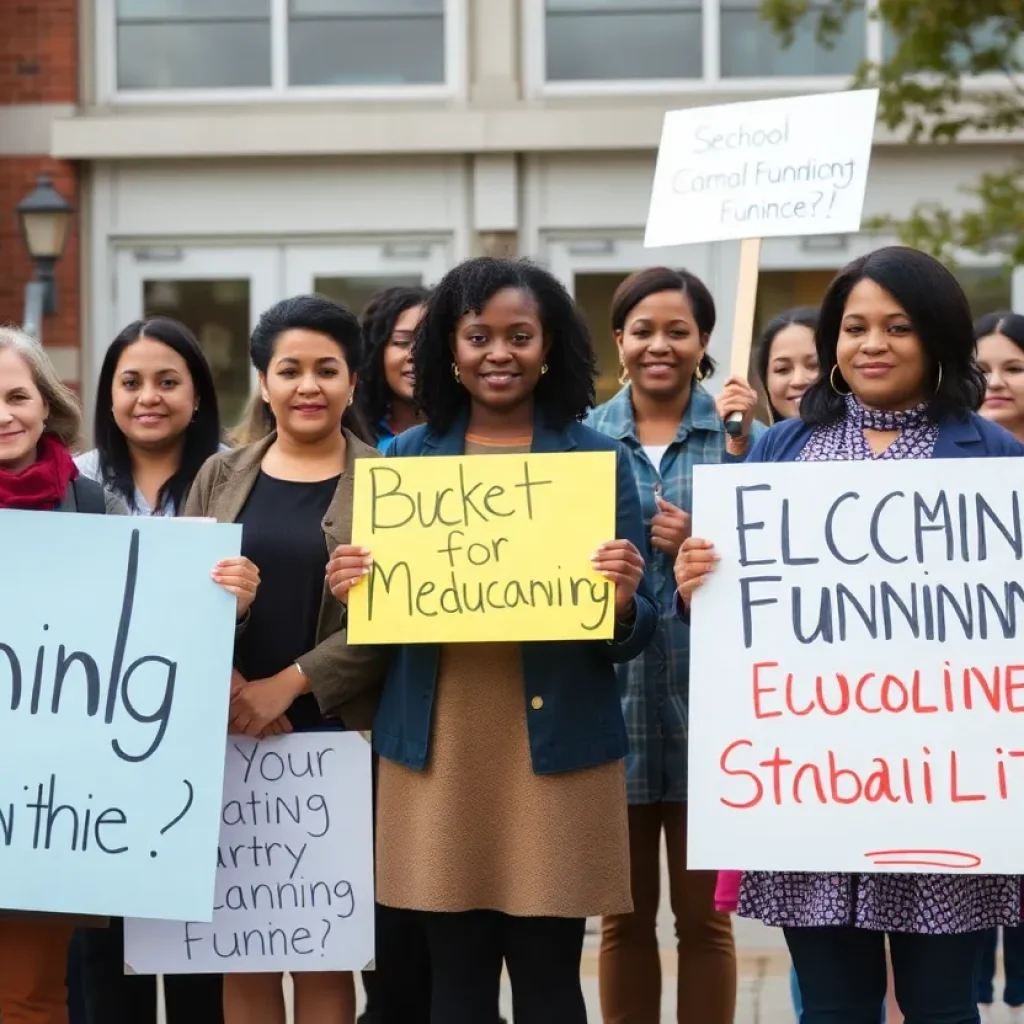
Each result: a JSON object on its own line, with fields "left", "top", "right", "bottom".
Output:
{"left": 0, "top": 510, "right": 241, "bottom": 921}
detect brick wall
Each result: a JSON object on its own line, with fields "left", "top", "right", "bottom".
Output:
{"left": 0, "top": 0, "right": 80, "bottom": 376}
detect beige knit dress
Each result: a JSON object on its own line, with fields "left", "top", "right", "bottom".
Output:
{"left": 375, "top": 438, "right": 632, "bottom": 919}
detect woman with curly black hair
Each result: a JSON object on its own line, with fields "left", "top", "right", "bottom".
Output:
{"left": 356, "top": 286, "right": 429, "bottom": 453}
{"left": 327, "top": 257, "right": 658, "bottom": 1022}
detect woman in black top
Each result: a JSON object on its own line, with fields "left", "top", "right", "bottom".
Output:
{"left": 185, "top": 295, "right": 377, "bottom": 1024}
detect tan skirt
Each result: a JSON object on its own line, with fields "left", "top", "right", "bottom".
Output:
{"left": 376, "top": 642, "right": 632, "bottom": 918}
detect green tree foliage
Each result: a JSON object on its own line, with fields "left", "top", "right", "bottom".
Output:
{"left": 761, "top": 0, "right": 1024, "bottom": 267}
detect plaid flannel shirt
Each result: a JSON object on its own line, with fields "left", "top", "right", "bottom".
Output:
{"left": 585, "top": 384, "right": 764, "bottom": 803}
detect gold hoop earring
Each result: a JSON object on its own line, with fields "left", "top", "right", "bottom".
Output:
{"left": 694, "top": 363, "right": 705, "bottom": 383}
{"left": 452, "top": 363, "right": 461, "bottom": 382}
{"left": 830, "top": 365, "right": 851, "bottom": 395}
{"left": 347, "top": 392, "right": 354, "bottom": 407}
{"left": 618, "top": 363, "right": 630, "bottom": 386}
{"left": 540, "top": 363, "right": 549, "bottom": 376}
{"left": 934, "top": 363, "right": 943, "bottom": 394}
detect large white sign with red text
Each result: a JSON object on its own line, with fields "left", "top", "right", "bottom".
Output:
{"left": 688, "top": 457, "right": 1024, "bottom": 874}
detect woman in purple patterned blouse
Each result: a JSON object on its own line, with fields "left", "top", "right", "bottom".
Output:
{"left": 675, "top": 247, "right": 1024, "bottom": 1024}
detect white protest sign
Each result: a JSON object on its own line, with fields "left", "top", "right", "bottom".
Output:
{"left": 688, "top": 457, "right": 1024, "bottom": 875}
{"left": 124, "top": 733, "right": 374, "bottom": 973}
{"left": 645, "top": 90, "right": 879, "bottom": 248}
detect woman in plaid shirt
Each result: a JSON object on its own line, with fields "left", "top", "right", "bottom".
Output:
{"left": 586, "top": 266, "right": 762, "bottom": 1024}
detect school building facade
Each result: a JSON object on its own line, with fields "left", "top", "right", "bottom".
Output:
{"left": 3, "top": 0, "right": 1022, "bottom": 423}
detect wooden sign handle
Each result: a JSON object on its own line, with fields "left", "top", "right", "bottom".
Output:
{"left": 725, "top": 237, "right": 763, "bottom": 438}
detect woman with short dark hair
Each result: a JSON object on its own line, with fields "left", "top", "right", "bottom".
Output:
{"left": 186, "top": 294, "right": 378, "bottom": 1024}
{"left": 676, "top": 247, "right": 1024, "bottom": 1023}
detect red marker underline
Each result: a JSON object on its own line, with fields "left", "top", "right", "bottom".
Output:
{"left": 863, "top": 849, "right": 982, "bottom": 870}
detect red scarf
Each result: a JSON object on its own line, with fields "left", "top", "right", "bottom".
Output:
{"left": 0, "top": 434, "right": 78, "bottom": 511}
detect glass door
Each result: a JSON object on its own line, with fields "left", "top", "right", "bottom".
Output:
{"left": 114, "top": 246, "right": 280, "bottom": 428}
{"left": 284, "top": 241, "right": 450, "bottom": 317}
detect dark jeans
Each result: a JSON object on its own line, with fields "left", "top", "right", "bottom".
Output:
{"left": 977, "top": 925, "right": 1024, "bottom": 1006}
{"left": 78, "top": 919, "right": 223, "bottom": 1024}
{"left": 786, "top": 925, "right": 982, "bottom": 1024}
{"left": 419, "top": 910, "right": 585, "bottom": 1024}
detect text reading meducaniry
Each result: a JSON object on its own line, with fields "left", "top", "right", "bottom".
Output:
{"left": 347, "top": 452, "right": 616, "bottom": 644}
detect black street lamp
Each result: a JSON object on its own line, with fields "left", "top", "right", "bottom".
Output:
{"left": 16, "top": 174, "right": 75, "bottom": 340}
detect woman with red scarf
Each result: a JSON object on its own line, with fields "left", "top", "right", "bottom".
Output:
{"left": 0, "top": 326, "right": 259, "bottom": 1024}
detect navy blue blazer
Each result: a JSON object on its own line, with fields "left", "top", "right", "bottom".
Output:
{"left": 371, "top": 409, "right": 658, "bottom": 775}
{"left": 745, "top": 411, "right": 1024, "bottom": 462}
{"left": 674, "top": 410, "right": 1024, "bottom": 621}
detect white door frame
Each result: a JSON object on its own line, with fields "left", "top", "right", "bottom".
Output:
{"left": 112, "top": 244, "right": 282, "bottom": 406}
{"left": 284, "top": 240, "right": 451, "bottom": 295}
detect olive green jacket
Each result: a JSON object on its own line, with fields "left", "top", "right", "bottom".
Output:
{"left": 183, "top": 429, "right": 387, "bottom": 730}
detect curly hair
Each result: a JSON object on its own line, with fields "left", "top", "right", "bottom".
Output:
{"left": 356, "top": 285, "right": 429, "bottom": 438}
{"left": 414, "top": 258, "right": 597, "bottom": 432}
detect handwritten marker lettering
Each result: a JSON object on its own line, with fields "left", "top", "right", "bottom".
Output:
{"left": 348, "top": 452, "right": 617, "bottom": 645}
{"left": 686, "top": 458, "right": 1024, "bottom": 876}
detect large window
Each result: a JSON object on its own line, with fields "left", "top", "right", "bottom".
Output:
{"left": 110, "top": 0, "right": 449, "bottom": 95}
{"left": 545, "top": 0, "right": 702, "bottom": 82}
{"left": 540, "top": 0, "right": 870, "bottom": 86}
{"left": 720, "top": 0, "right": 865, "bottom": 78}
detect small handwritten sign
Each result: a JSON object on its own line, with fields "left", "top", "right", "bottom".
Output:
{"left": 347, "top": 453, "right": 616, "bottom": 644}
{"left": 645, "top": 90, "right": 879, "bottom": 248}
{"left": 124, "top": 734, "right": 374, "bottom": 973}
{"left": 688, "top": 458, "right": 1024, "bottom": 874}
{"left": 0, "top": 512, "right": 240, "bottom": 919}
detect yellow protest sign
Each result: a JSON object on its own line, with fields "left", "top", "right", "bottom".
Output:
{"left": 347, "top": 452, "right": 616, "bottom": 644}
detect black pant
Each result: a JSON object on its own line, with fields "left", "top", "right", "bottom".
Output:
{"left": 419, "top": 910, "right": 585, "bottom": 1024}
{"left": 360, "top": 903, "right": 433, "bottom": 1023}
{"left": 977, "top": 925, "right": 1024, "bottom": 1006}
{"left": 78, "top": 920, "right": 224, "bottom": 1024}
{"left": 786, "top": 925, "right": 983, "bottom": 1024}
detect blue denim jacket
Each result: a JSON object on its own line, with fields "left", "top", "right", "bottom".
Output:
{"left": 371, "top": 409, "right": 658, "bottom": 775}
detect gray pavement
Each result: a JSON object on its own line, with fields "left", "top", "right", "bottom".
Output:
{"left": 159, "top": 870, "right": 1011, "bottom": 1023}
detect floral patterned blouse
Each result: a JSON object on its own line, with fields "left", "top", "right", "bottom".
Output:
{"left": 739, "top": 395, "right": 1021, "bottom": 934}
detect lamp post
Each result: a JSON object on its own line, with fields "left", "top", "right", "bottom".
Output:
{"left": 16, "top": 174, "right": 74, "bottom": 343}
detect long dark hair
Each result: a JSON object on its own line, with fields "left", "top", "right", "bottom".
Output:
{"left": 249, "top": 295, "right": 371, "bottom": 444}
{"left": 755, "top": 307, "right": 819, "bottom": 421}
{"left": 93, "top": 318, "right": 221, "bottom": 513}
{"left": 414, "top": 258, "right": 596, "bottom": 432}
{"left": 356, "top": 285, "right": 430, "bottom": 438}
{"left": 800, "top": 247, "right": 986, "bottom": 425}
{"left": 974, "top": 311, "right": 1024, "bottom": 350}
{"left": 610, "top": 266, "right": 717, "bottom": 381}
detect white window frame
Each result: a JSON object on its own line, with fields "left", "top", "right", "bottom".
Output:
{"left": 96, "top": 0, "right": 466, "bottom": 105}
{"left": 525, "top": 0, "right": 1014, "bottom": 98}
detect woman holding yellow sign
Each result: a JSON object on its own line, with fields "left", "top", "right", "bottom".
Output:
{"left": 328, "top": 256, "right": 657, "bottom": 1023}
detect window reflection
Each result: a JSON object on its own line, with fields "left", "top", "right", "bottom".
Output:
{"left": 545, "top": 0, "right": 702, "bottom": 81}
{"left": 142, "top": 278, "right": 253, "bottom": 427}
{"left": 720, "top": 0, "right": 865, "bottom": 77}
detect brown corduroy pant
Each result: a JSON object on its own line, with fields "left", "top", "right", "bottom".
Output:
{"left": 599, "top": 802, "right": 736, "bottom": 1024}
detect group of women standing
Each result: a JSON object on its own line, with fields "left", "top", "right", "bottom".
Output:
{"left": 0, "top": 243, "right": 1020, "bottom": 1024}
